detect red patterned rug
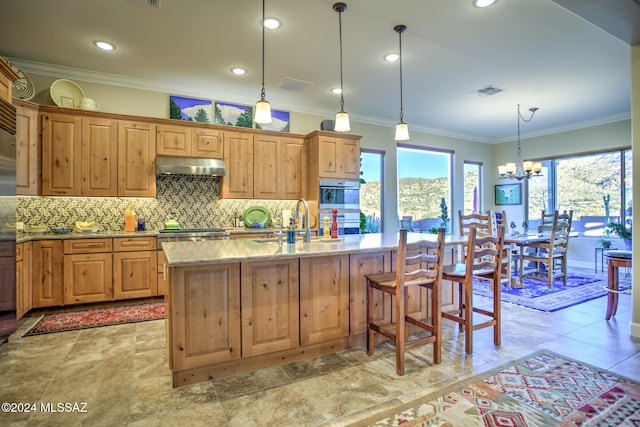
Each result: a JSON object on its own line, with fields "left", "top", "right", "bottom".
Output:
{"left": 23, "top": 303, "right": 165, "bottom": 336}
{"left": 347, "top": 350, "right": 640, "bottom": 426}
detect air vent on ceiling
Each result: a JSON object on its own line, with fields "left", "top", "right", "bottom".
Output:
{"left": 276, "top": 77, "right": 313, "bottom": 92}
{"left": 468, "top": 84, "right": 504, "bottom": 97}
{"left": 131, "top": 0, "right": 161, "bottom": 7}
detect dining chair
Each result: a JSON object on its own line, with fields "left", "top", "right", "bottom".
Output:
{"left": 458, "top": 210, "right": 493, "bottom": 239}
{"left": 489, "top": 210, "right": 515, "bottom": 288}
{"left": 520, "top": 210, "right": 573, "bottom": 287}
{"left": 442, "top": 225, "right": 505, "bottom": 354}
{"left": 365, "top": 228, "right": 446, "bottom": 375}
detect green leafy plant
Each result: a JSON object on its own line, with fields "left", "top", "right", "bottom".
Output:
{"left": 439, "top": 198, "right": 449, "bottom": 227}
{"left": 607, "top": 220, "right": 632, "bottom": 241}
{"left": 428, "top": 226, "right": 439, "bottom": 234}
{"left": 596, "top": 237, "right": 612, "bottom": 249}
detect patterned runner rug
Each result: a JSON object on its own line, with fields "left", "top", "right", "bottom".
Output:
{"left": 347, "top": 350, "right": 640, "bottom": 427}
{"left": 22, "top": 302, "right": 165, "bottom": 336}
{"left": 472, "top": 273, "right": 632, "bottom": 312}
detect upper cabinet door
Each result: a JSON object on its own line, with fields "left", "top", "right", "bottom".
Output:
{"left": 41, "top": 112, "right": 82, "bottom": 196}
{"left": 15, "top": 101, "right": 39, "bottom": 196}
{"left": 253, "top": 133, "right": 280, "bottom": 199}
{"left": 118, "top": 120, "right": 156, "bottom": 197}
{"left": 192, "top": 128, "right": 223, "bottom": 159}
{"left": 82, "top": 117, "right": 118, "bottom": 196}
{"left": 157, "top": 124, "right": 191, "bottom": 157}
{"left": 222, "top": 131, "right": 253, "bottom": 199}
{"left": 280, "top": 136, "right": 306, "bottom": 199}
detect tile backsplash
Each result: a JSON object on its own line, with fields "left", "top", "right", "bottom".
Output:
{"left": 17, "top": 175, "right": 298, "bottom": 231}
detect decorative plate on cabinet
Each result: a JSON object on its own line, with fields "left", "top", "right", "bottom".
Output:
{"left": 0, "top": 57, "right": 35, "bottom": 100}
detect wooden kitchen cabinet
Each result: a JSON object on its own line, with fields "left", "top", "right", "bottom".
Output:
{"left": 16, "top": 242, "right": 32, "bottom": 319}
{"left": 63, "top": 238, "right": 113, "bottom": 304}
{"left": 348, "top": 251, "right": 393, "bottom": 336}
{"left": 113, "top": 237, "right": 157, "bottom": 299}
{"left": 299, "top": 255, "right": 350, "bottom": 345}
{"left": 253, "top": 134, "right": 306, "bottom": 200}
{"left": 32, "top": 240, "right": 63, "bottom": 308}
{"left": 42, "top": 112, "right": 118, "bottom": 196}
{"left": 15, "top": 100, "right": 40, "bottom": 196}
{"left": 157, "top": 124, "right": 223, "bottom": 159}
{"left": 306, "top": 131, "right": 360, "bottom": 181}
{"left": 82, "top": 117, "right": 118, "bottom": 196}
{"left": 222, "top": 131, "right": 253, "bottom": 198}
{"left": 157, "top": 250, "right": 166, "bottom": 296}
{"left": 240, "top": 259, "right": 299, "bottom": 357}
{"left": 41, "top": 112, "right": 82, "bottom": 195}
{"left": 168, "top": 263, "right": 241, "bottom": 374}
{"left": 118, "top": 120, "right": 156, "bottom": 197}
{"left": 0, "top": 241, "right": 16, "bottom": 312}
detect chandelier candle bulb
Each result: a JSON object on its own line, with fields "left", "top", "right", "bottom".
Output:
{"left": 523, "top": 161, "right": 533, "bottom": 172}
{"left": 533, "top": 162, "right": 542, "bottom": 173}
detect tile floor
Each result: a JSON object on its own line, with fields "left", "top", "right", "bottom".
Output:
{"left": 0, "top": 268, "right": 638, "bottom": 426}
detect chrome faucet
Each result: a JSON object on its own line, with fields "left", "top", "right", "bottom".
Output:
{"left": 295, "top": 198, "right": 312, "bottom": 242}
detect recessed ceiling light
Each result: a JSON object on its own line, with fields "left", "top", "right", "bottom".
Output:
{"left": 384, "top": 53, "right": 399, "bottom": 62}
{"left": 473, "top": 0, "right": 497, "bottom": 7}
{"left": 331, "top": 88, "right": 343, "bottom": 94}
{"left": 93, "top": 40, "right": 115, "bottom": 51}
{"left": 231, "top": 67, "right": 247, "bottom": 75}
{"left": 263, "top": 18, "right": 281, "bottom": 29}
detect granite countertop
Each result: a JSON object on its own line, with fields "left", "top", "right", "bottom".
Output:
{"left": 162, "top": 233, "right": 466, "bottom": 267}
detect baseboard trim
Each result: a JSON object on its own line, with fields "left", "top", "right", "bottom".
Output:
{"left": 630, "top": 322, "right": 640, "bottom": 338}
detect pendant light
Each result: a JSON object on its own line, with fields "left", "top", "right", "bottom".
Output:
{"left": 394, "top": 24, "right": 409, "bottom": 141}
{"left": 254, "top": 0, "right": 272, "bottom": 124}
{"left": 497, "top": 104, "right": 542, "bottom": 180}
{"left": 333, "top": 2, "right": 350, "bottom": 132}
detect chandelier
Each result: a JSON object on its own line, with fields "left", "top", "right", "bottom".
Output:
{"left": 498, "top": 104, "right": 542, "bottom": 180}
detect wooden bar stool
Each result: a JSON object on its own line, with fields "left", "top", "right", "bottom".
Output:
{"left": 604, "top": 250, "right": 632, "bottom": 320}
{"left": 442, "top": 226, "right": 505, "bottom": 354}
{"left": 365, "top": 228, "right": 446, "bottom": 375}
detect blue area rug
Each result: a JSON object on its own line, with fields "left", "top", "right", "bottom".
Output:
{"left": 473, "top": 273, "right": 632, "bottom": 312}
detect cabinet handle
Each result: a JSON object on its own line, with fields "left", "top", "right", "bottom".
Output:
{"left": 163, "top": 262, "right": 166, "bottom": 280}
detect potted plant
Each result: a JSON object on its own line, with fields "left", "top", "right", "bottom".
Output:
{"left": 596, "top": 236, "right": 612, "bottom": 249}
{"left": 607, "top": 219, "right": 632, "bottom": 250}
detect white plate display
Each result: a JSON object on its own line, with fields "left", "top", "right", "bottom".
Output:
{"left": 50, "top": 79, "right": 86, "bottom": 108}
{"left": 78, "top": 227, "right": 100, "bottom": 233}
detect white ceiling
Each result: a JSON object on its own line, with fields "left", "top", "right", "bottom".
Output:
{"left": 0, "top": 0, "right": 634, "bottom": 143}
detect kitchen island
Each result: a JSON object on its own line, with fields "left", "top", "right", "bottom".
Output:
{"left": 162, "top": 233, "right": 464, "bottom": 387}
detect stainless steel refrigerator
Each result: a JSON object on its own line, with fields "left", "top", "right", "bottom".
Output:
{"left": 0, "top": 96, "right": 16, "bottom": 340}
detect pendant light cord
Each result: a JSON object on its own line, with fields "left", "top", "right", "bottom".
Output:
{"left": 398, "top": 27, "right": 404, "bottom": 123}
{"left": 338, "top": 8, "right": 345, "bottom": 112}
{"left": 261, "top": 0, "right": 266, "bottom": 101}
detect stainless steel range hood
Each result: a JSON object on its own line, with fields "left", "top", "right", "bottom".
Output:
{"left": 155, "top": 156, "right": 226, "bottom": 176}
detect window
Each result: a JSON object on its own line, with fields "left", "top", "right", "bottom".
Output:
{"left": 397, "top": 145, "right": 452, "bottom": 232}
{"left": 360, "top": 150, "right": 384, "bottom": 233}
{"left": 527, "top": 149, "right": 632, "bottom": 236}
{"left": 464, "top": 162, "right": 481, "bottom": 214}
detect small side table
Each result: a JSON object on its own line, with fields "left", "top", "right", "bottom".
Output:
{"left": 604, "top": 250, "right": 633, "bottom": 320}
{"left": 594, "top": 247, "right": 606, "bottom": 273}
